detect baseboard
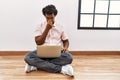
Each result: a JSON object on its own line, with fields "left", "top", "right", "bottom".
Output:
{"left": 0, "top": 51, "right": 29, "bottom": 56}
{"left": 70, "top": 51, "right": 120, "bottom": 55}
{"left": 0, "top": 51, "right": 120, "bottom": 56}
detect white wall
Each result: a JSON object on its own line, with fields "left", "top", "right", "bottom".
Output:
{"left": 0, "top": 0, "right": 120, "bottom": 51}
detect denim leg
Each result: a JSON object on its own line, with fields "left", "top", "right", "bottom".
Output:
{"left": 24, "top": 50, "right": 61, "bottom": 73}
{"left": 49, "top": 52, "right": 73, "bottom": 66}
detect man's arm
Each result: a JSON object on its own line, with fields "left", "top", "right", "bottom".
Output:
{"left": 62, "top": 39, "right": 69, "bottom": 52}
{"left": 35, "top": 20, "right": 53, "bottom": 45}
{"left": 35, "top": 28, "right": 49, "bottom": 45}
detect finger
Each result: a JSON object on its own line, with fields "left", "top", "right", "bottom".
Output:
{"left": 61, "top": 48, "right": 65, "bottom": 52}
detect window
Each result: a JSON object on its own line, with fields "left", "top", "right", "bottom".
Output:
{"left": 78, "top": 0, "right": 120, "bottom": 30}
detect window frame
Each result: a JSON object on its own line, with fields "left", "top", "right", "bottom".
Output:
{"left": 77, "top": 0, "right": 120, "bottom": 30}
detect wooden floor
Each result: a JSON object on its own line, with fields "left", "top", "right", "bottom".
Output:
{"left": 0, "top": 55, "right": 120, "bottom": 80}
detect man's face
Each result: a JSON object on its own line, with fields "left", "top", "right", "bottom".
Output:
{"left": 45, "top": 14, "right": 55, "bottom": 24}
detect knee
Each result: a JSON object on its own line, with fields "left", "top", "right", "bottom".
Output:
{"left": 24, "top": 53, "right": 32, "bottom": 63}
{"left": 66, "top": 53, "right": 73, "bottom": 64}
{"left": 24, "top": 54, "right": 36, "bottom": 66}
{"left": 24, "top": 55, "right": 30, "bottom": 63}
{"left": 24, "top": 50, "right": 37, "bottom": 63}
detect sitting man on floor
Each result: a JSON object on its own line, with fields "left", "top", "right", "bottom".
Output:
{"left": 24, "top": 4, "right": 74, "bottom": 76}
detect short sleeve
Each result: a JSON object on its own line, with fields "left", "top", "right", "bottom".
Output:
{"left": 61, "top": 27, "right": 68, "bottom": 40}
{"left": 34, "top": 24, "right": 42, "bottom": 37}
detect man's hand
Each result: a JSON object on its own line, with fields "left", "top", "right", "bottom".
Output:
{"left": 46, "top": 20, "right": 53, "bottom": 30}
{"left": 62, "top": 39, "right": 69, "bottom": 53}
{"left": 62, "top": 47, "right": 69, "bottom": 53}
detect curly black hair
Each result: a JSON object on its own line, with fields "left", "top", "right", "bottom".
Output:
{"left": 42, "top": 4, "right": 58, "bottom": 16}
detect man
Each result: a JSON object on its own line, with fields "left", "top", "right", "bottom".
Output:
{"left": 24, "top": 4, "right": 74, "bottom": 76}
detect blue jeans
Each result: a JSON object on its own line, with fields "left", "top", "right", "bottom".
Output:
{"left": 24, "top": 50, "right": 73, "bottom": 73}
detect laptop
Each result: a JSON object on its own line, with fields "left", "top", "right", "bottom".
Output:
{"left": 37, "top": 45, "right": 61, "bottom": 58}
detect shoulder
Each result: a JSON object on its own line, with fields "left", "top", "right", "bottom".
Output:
{"left": 36, "top": 21, "right": 46, "bottom": 29}
{"left": 38, "top": 21, "right": 46, "bottom": 27}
